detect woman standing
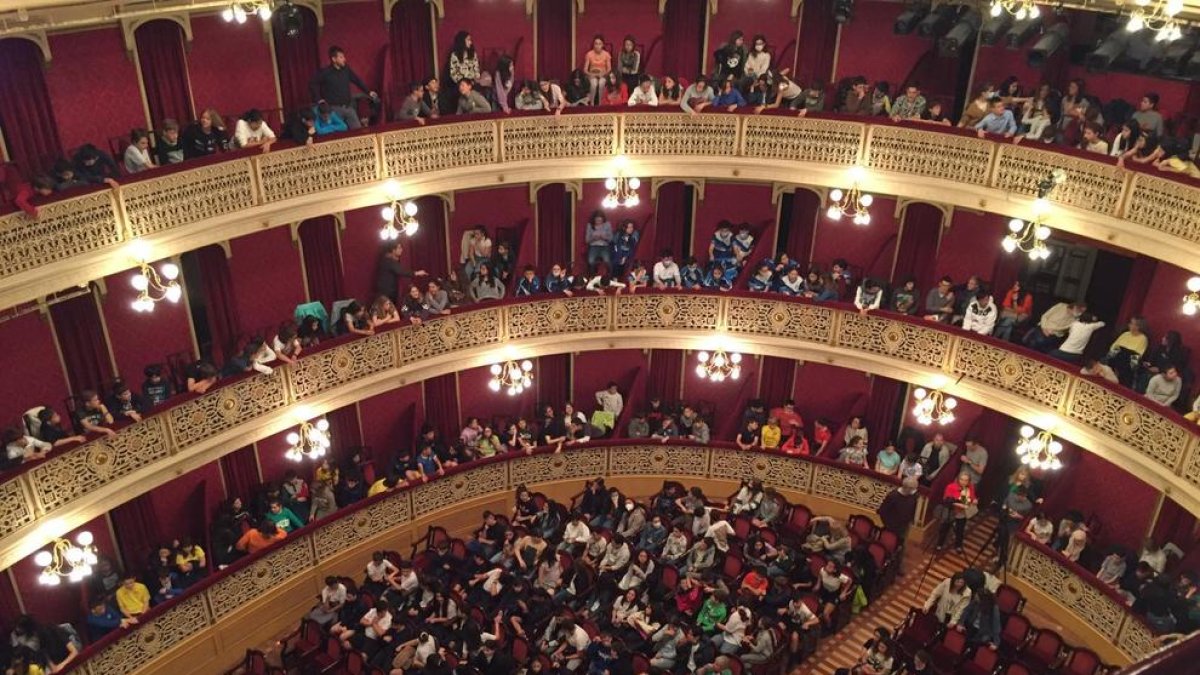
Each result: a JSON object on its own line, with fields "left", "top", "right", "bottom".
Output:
{"left": 581, "top": 35, "right": 612, "bottom": 105}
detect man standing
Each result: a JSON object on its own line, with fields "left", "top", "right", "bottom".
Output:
{"left": 1023, "top": 301, "right": 1085, "bottom": 352}
{"left": 961, "top": 438, "right": 988, "bottom": 486}
{"left": 374, "top": 242, "right": 427, "bottom": 301}
{"left": 309, "top": 46, "right": 377, "bottom": 130}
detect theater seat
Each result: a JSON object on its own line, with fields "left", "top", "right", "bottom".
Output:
{"left": 928, "top": 626, "right": 969, "bottom": 673}
{"left": 958, "top": 645, "right": 1001, "bottom": 675}
{"left": 896, "top": 608, "right": 943, "bottom": 661}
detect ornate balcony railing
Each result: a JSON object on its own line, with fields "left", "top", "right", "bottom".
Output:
{"left": 2, "top": 292, "right": 1197, "bottom": 577}
{"left": 0, "top": 109, "right": 1197, "bottom": 310}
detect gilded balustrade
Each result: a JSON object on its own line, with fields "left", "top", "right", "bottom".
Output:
{"left": 3, "top": 293, "right": 1197, "bottom": 581}
{"left": 1, "top": 113, "right": 1198, "bottom": 304}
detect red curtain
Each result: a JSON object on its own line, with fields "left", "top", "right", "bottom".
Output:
{"left": 388, "top": 0, "right": 435, "bottom": 111}
{"left": 653, "top": 182, "right": 690, "bottom": 258}
{"left": 110, "top": 494, "right": 164, "bottom": 577}
{"left": 326, "top": 404, "right": 363, "bottom": 461}
{"left": 195, "top": 244, "right": 244, "bottom": 365}
{"left": 0, "top": 39, "right": 62, "bottom": 175}
{"left": 536, "top": 0, "right": 573, "bottom": 81}
{"left": 135, "top": 21, "right": 194, "bottom": 127}
{"left": 646, "top": 349, "right": 683, "bottom": 404}
{"left": 407, "top": 196, "right": 450, "bottom": 280}
{"left": 0, "top": 572, "right": 24, "bottom": 631}
{"left": 1152, "top": 497, "right": 1196, "bottom": 555}
{"left": 299, "top": 216, "right": 346, "bottom": 308}
{"left": 536, "top": 184, "right": 570, "bottom": 269}
{"left": 220, "top": 444, "right": 262, "bottom": 501}
{"left": 538, "top": 354, "right": 570, "bottom": 411}
{"left": 273, "top": 5, "right": 321, "bottom": 113}
{"left": 1116, "top": 255, "right": 1158, "bottom": 325}
{"left": 795, "top": 0, "right": 838, "bottom": 85}
{"left": 863, "top": 376, "right": 905, "bottom": 447}
{"left": 783, "top": 190, "right": 819, "bottom": 267}
{"left": 892, "top": 202, "right": 942, "bottom": 290}
{"left": 758, "top": 357, "right": 796, "bottom": 406}
{"left": 422, "top": 373, "right": 460, "bottom": 442}
{"left": 50, "top": 291, "right": 115, "bottom": 397}
{"left": 661, "top": 0, "right": 706, "bottom": 79}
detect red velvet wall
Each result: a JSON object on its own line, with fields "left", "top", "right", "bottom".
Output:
{"left": 1043, "top": 443, "right": 1159, "bottom": 551}
{"left": 575, "top": 0, "right": 663, "bottom": 79}
{"left": 437, "top": 0, "right": 534, "bottom": 80}
{"left": 144, "top": 459, "right": 225, "bottom": 544}
{"left": 934, "top": 210, "right": 1006, "bottom": 286}
{"left": 791, "top": 362, "right": 871, "bottom": 426}
{"left": 357, "top": 383, "right": 424, "bottom": 456}
{"left": 341, "top": 206, "right": 387, "bottom": 301}
{"left": 44, "top": 27, "right": 145, "bottom": 149}
{"left": 971, "top": 15, "right": 1061, "bottom": 96}
{"left": 810, "top": 196, "right": 898, "bottom": 280}
{"left": 577, "top": 181, "right": 656, "bottom": 264}
{"left": 572, "top": 350, "right": 648, "bottom": 415}
{"left": 227, "top": 227, "right": 307, "bottom": 331}
{"left": 10, "top": 515, "right": 116, "bottom": 627}
{"left": 254, "top": 428, "right": 297, "bottom": 485}
{"left": 187, "top": 14, "right": 280, "bottom": 120}
{"left": 0, "top": 571, "right": 22, "bottom": 629}
{"left": 319, "top": 0, "right": 391, "bottom": 94}
{"left": 834, "top": 2, "right": 932, "bottom": 86}
{"left": 458, "top": 363, "right": 539, "bottom": 425}
{"left": 682, "top": 350, "right": 761, "bottom": 439}
{"left": 0, "top": 312, "right": 68, "bottom": 426}
{"left": 1134, "top": 261, "right": 1200, "bottom": 380}
{"left": 450, "top": 186, "right": 531, "bottom": 271}
{"left": 100, "top": 267, "right": 195, "bottom": 384}
{"left": 705, "top": 0, "right": 800, "bottom": 75}
{"left": 690, "top": 183, "right": 778, "bottom": 262}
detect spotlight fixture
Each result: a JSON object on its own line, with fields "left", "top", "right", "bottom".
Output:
{"left": 1001, "top": 169, "right": 1065, "bottom": 260}
{"left": 1127, "top": 0, "right": 1185, "bottom": 42}
{"left": 1183, "top": 276, "right": 1200, "bottom": 316}
{"left": 1016, "top": 425, "right": 1063, "bottom": 471}
{"left": 380, "top": 181, "right": 420, "bottom": 239}
{"left": 826, "top": 166, "right": 873, "bottom": 225}
{"left": 1004, "top": 18, "right": 1041, "bottom": 48}
{"left": 1086, "top": 29, "right": 1133, "bottom": 71}
{"left": 912, "top": 386, "right": 957, "bottom": 426}
{"left": 916, "top": 5, "right": 959, "bottom": 38}
{"left": 1027, "top": 23, "right": 1069, "bottom": 68}
{"left": 695, "top": 349, "right": 742, "bottom": 382}
{"left": 980, "top": 13, "right": 1014, "bottom": 45}
{"left": 36, "top": 532, "right": 98, "bottom": 585}
{"left": 129, "top": 241, "right": 182, "bottom": 313}
{"left": 276, "top": 1, "right": 303, "bottom": 38}
{"left": 894, "top": 3, "right": 930, "bottom": 35}
{"left": 939, "top": 9, "right": 983, "bottom": 56}
{"left": 285, "top": 418, "right": 331, "bottom": 462}
{"left": 222, "top": 0, "right": 273, "bottom": 24}
{"left": 989, "top": 0, "right": 1039, "bottom": 21}
{"left": 602, "top": 155, "right": 641, "bottom": 208}
{"left": 833, "top": 0, "right": 856, "bottom": 25}
{"left": 489, "top": 360, "right": 534, "bottom": 396}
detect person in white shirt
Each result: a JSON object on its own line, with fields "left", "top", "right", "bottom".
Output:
{"left": 550, "top": 619, "right": 591, "bottom": 671}
{"left": 4, "top": 431, "right": 51, "bottom": 464}
{"left": 853, "top": 278, "right": 883, "bottom": 314}
{"left": 307, "top": 576, "right": 346, "bottom": 625}
{"left": 123, "top": 129, "right": 156, "bottom": 173}
{"left": 1050, "top": 313, "right": 1105, "bottom": 363}
{"left": 1139, "top": 538, "right": 1184, "bottom": 574}
{"left": 924, "top": 574, "right": 971, "bottom": 624}
{"left": 595, "top": 383, "right": 624, "bottom": 417}
{"left": 586, "top": 274, "right": 626, "bottom": 293}
{"left": 628, "top": 75, "right": 659, "bottom": 106}
{"left": 363, "top": 551, "right": 397, "bottom": 594}
{"left": 1145, "top": 366, "right": 1183, "bottom": 406}
{"left": 711, "top": 606, "right": 750, "bottom": 654}
{"left": 961, "top": 291, "right": 998, "bottom": 336}
{"left": 332, "top": 599, "right": 392, "bottom": 650}
{"left": 1080, "top": 357, "right": 1118, "bottom": 383}
{"left": 558, "top": 515, "right": 591, "bottom": 551}
{"left": 652, "top": 252, "right": 682, "bottom": 288}
{"left": 234, "top": 109, "right": 276, "bottom": 149}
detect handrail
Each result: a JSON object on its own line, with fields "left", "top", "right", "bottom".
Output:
{"left": 2, "top": 292, "right": 1197, "bottom": 577}
{"left": 0, "top": 107, "right": 1197, "bottom": 311}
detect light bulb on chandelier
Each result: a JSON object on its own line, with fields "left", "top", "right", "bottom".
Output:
{"left": 128, "top": 243, "right": 182, "bottom": 313}
{"left": 1182, "top": 276, "right": 1200, "bottom": 316}
{"left": 36, "top": 531, "right": 98, "bottom": 585}
{"left": 695, "top": 349, "right": 742, "bottom": 382}
{"left": 1001, "top": 169, "right": 1063, "bottom": 261}
{"left": 222, "top": 1, "right": 272, "bottom": 24}
{"left": 380, "top": 196, "right": 420, "bottom": 240}
{"left": 488, "top": 360, "right": 534, "bottom": 396}
{"left": 1015, "top": 424, "right": 1064, "bottom": 471}
{"left": 603, "top": 157, "right": 642, "bottom": 208}
{"left": 1126, "top": 0, "right": 1185, "bottom": 42}
{"left": 826, "top": 168, "right": 872, "bottom": 225}
{"left": 285, "top": 418, "right": 332, "bottom": 462}
{"left": 911, "top": 383, "right": 958, "bottom": 426}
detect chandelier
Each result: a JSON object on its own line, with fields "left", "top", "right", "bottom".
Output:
{"left": 35, "top": 532, "right": 98, "bottom": 585}
{"left": 1127, "top": 0, "right": 1185, "bottom": 42}
{"left": 1183, "top": 276, "right": 1200, "bottom": 316}
{"left": 130, "top": 254, "right": 182, "bottom": 313}
{"left": 826, "top": 167, "right": 873, "bottom": 225}
{"left": 380, "top": 200, "right": 420, "bottom": 240}
{"left": 1001, "top": 168, "right": 1065, "bottom": 260}
{"left": 1016, "top": 425, "right": 1064, "bottom": 471}
{"left": 695, "top": 349, "right": 742, "bottom": 382}
{"left": 489, "top": 360, "right": 534, "bottom": 395}
{"left": 222, "top": 1, "right": 273, "bottom": 23}
{"left": 912, "top": 386, "right": 957, "bottom": 426}
{"left": 989, "top": 0, "right": 1039, "bottom": 20}
{"left": 285, "top": 418, "right": 331, "bottom": 461}
{"left": 602, "top": 155, "right": 641, "bottom": 208}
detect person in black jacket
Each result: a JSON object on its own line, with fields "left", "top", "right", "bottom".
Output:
{"left": 181, "top": 108, "right": 228, "bottom": 159}
{"left": 155, "top": 119, "right": 185, "bottom": 165}
{"left": 471, "top": 640, "right": 517, "bottom": 675}
{"left": 308, "top": 45, "right": 376, "bottom": 129}
{"left": 71, "top": 144, "right": 120, "bottom": 187}
{"left": 422, "top": 75, "right": 449, "bottom": 117}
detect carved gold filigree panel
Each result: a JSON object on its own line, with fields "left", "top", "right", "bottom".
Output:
{"left": 288, "top": 333, "right": 398, "bottom": 401}
{"left": 501, "top": 114, "right": 617, "bottom": 162}
{"left": 742, "top": 116, "right": 863, "bottom": 165}
{"left": 835, "top": 313, "right": 950, "bottom": 369}
{"left": 315, "top": 492, "right": 413, "bottom": 561}
{"left": 258, "top": 135, "right": 379, "bottom": 202}
{"left": 410, "top": 461, "right": 508, "bottom": 517}
{"left": 810, "top": 463, "right": 893, "bottom": 511}
{"left": 86, "top": 593, "right": 211, "bottom": 675}
{"left": 28, "top": 416, "right": 171, "bottom": 513}
{"left": 121, "top": 160, "right": 258, "bottom": 238}
{"left": 993, "top": 145, "right": 1126, "bottom": 216}
{"left": 506, "top": 296, "right": 612, "bottom": 339}
{"left": 509, "top": 448, "right": 608, "bottom": 485}
{"left": 0, "top": 191, "right": 121, "bottom": 278}
{"left": 382, "top": 121, "right": 497, "bottom": 176}
{"left": 612, "top": 294, "right": 720, "bottom": 331}
{"left": 207, "top": 537, "right": 316, "bottom": 619}
{"left": 622, "top": 113, "right": 739, "bottom": 157}
{"left": 865, "top": 126, "right": 993, "bottom": 187}
{"left": 1012, "top": 542, "right": 1124, "bottom": 640}
{"left": 709, "top": 449, "right": 814, "bottom": 493}
{"left": 1115, "top": 614, "right": 1155, "bottom": 661}
{"left": 1124, "top": 173, "right": 1200, "bottom": 245}
{"left": 168, "top": 371, "right": 289, "bottom": 448}
{"left": 396, "top": 308, "right": 504, "bottom": 365}
{"left": 1067, "top": 379, "right": 1190, "bottom": 473}
{"left": 607, "top": 444, "right": 711, "bottom": 477}
{"left": 0, "top": 478, "right": 35, "bottom": 540}
{"left": 724, "top": 297, "right": 834, "bottom": 343}
{"left": 952, "top": 339, "right": 1070, "bottom": 408}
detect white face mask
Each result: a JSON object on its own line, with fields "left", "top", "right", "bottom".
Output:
{"left": 625, "top": 502, "right": 634, "bottom": 511}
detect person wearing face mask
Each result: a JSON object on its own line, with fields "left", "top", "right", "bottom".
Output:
{"left": 616, "top": 499, "right": 646, "bottom": 539}
{"left": 637, "top": 514, "right": 668, "bottom": 553}
{"left": 743, "top": 34, "right": 772, "bottom": 85}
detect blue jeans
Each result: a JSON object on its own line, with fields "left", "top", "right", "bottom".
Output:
{"left": 587, "top": 245, "right": 611, "bottom": 272}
